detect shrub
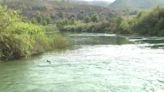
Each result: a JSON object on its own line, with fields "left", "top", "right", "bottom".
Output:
{"left": 0, "top": 6, "right": 69, "bottom": 60}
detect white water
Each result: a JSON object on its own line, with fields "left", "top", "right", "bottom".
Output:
{"left": 0, "top": 34, "right": 164, "bottom": 92}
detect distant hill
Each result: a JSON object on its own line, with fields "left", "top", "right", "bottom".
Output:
{"left": 109, "top": 0, "right": 164, "bottom": 11}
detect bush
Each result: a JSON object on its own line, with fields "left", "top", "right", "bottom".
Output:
{"left": 59, "top": 22, "right": 112, "bottom": 33}
{"left": 0, "top": 6, "right": 69, "bottom": 60}
{"left": 132, "top": 8, "right": 164, "bottom": 36}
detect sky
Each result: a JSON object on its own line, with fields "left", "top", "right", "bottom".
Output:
{"left": 84, "top": 0, "right": 115, "bottom": 3}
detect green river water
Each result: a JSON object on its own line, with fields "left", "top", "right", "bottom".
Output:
{"left": 0, "top": 33, "right": 164, "bottom": 92}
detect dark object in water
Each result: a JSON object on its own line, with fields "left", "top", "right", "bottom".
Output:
{"left": 46, "top": 60, "right": 51, "bottom": 64}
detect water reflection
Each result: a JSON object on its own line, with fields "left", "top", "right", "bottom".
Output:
{"left": 69, "top": 33, "right": 131, "bottom": 45}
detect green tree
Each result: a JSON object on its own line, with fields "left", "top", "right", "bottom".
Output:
{"left": 58, "top": 12, "right": 64, "bottom": 18}
{"left": 90, "top": 12, "right": 100, "bottom": 22}
{"left": 84, "top": 16, "right": 91, "bottom": 23}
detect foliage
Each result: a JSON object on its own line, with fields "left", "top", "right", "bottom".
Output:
{"left": 110, "top": 17, "right": 131, "bottom": 34}
{"left": 0, "top": 6, "right": 69, "bottom": 60}
{"left": 132, "top": 8, "right": 164, "bottom": 36}
{"left": 108, "top": 7, "right": 164, "bottom": 36}
{"left": 56, "top": 19, "right": 77, "bottom": 28}
{"left": 0, "top": 6, "right": 20, "bottom": 31}
{"left": 2, "top": 0, "right": 116, "bottom": 25}
{"left": 43, "top": 24, "right": 59, "bottom": 33}
{"left": 90, "top": 12, "right": 100, "bottom": 22}
{"left": 31, "top": 13, "right": 52, "bottom": 25}
{"left": 59, "top": 22, "right": 111, "bottom": 33}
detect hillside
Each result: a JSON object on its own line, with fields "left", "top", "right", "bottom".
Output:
{"left": 0, "top": 0, "right": 116, "bottom": 24}
{"left": 109, "top": 0, "right": 164, "bottom": 11}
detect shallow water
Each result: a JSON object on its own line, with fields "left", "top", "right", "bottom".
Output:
{"left": 0, "top": 33, "right": 164, "bottom": 92}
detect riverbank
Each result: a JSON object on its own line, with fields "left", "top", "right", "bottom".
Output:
{"left": 56, "top": 7, "right": 164, "bottom": 36}
{"left": 1, "top": 5, "right": 164, "bottom": 60}
{"left": 0, "top": 6, "right": 69, "bottom": 60}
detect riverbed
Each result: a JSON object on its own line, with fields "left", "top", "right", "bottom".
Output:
{"left": 0, "top": 33, "right": 164, "bottom": 92}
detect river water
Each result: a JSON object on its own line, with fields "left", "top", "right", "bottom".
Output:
{"left": 0, "top": 33, "right": 164, "bottom": 92}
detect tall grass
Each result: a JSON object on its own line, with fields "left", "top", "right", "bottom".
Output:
{"left": 0, "top": 6, "right": 70, "bottom": 60}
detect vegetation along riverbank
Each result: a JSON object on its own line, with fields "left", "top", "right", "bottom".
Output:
{"left": 1, "top": 0, "right": 164, "bottom": 60}
{"left": 0, "top": 6, "right": 69, "bottom": 60}
{"left": 57, "top": 7, "right": 164, "bottom": 36}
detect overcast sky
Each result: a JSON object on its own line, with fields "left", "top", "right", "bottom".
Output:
{"left": 84, "top": 0, "right": 115, "bottom": 3}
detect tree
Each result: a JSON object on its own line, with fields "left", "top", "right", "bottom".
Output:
{"left": 90, "top": 12, "right": 100, "bottom": 22}
{"left": 58, "top": 12, "right": 64, "bottom": 18}
{"left": 84, "top": 16, "right": 91, "bottom": 23}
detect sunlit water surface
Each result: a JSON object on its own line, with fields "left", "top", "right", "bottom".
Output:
{"left": 0, "top": 33, "right": 164, "bottom": 92}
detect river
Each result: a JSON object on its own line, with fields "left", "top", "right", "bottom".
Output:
{"left": 0, "top": 33, "right": 164, "bottom": 92}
